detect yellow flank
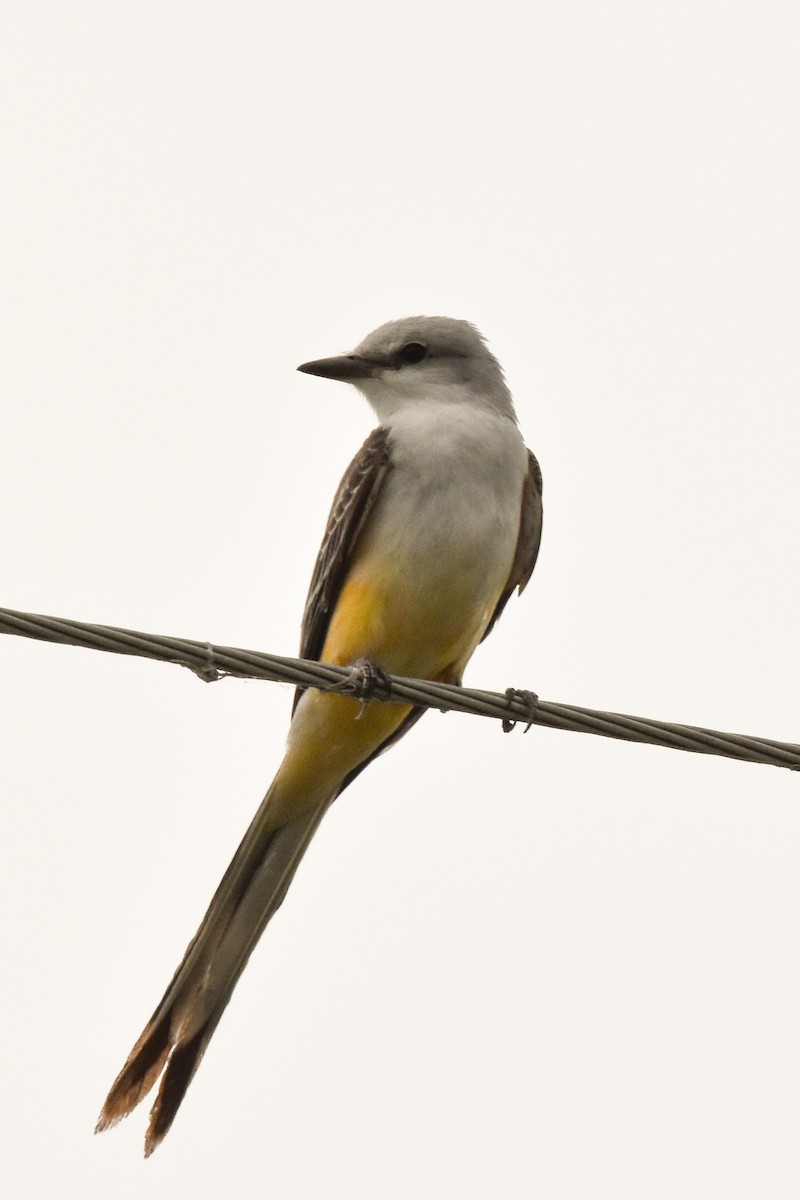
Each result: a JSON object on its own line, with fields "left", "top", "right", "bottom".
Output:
{"left": 265, "top": 536, "right": 508, "bottom": 829}
{"left": 321, "top": 541, "right": 502, "bottom": 678}
{"left": 321, "top": 571, "right": 391, "bottom": 667}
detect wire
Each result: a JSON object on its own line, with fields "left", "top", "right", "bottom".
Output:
{"left": 1, "top": 606, "right": 798, "bottom": 772}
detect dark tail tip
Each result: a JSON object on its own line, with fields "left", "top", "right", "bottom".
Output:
{"left": 96, "top": 1011, "right": 174, "bottom": 1134}
{"left": 144, "top": 1025, "right": 209, "bottom": 1157}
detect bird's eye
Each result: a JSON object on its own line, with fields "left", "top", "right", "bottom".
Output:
{"left": 397, "top": 342, "right": 428, "bottom": 366}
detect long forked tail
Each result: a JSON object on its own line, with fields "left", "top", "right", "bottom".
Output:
{"left": 96, "top": 791, "right": 332, "bottom": 1156}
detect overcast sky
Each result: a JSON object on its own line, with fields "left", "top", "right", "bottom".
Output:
{"left": 3, "top": 2, "right": 799, "bottom": 1196}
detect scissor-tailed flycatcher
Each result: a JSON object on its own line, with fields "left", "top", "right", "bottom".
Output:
{"left": 97, "top": 316, "right": 543, "bottom": 1155}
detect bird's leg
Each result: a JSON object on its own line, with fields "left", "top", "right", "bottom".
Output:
{"left": 502, "top": 688, "right": 539, "bottom": 733}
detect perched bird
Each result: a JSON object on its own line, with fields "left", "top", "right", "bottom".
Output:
{"left": 97, "top": 316, "right": 543, "bottom": 1155}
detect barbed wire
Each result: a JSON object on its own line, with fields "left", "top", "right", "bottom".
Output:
{"left": 1, "top": 606, "right": 798, "bottom": 772}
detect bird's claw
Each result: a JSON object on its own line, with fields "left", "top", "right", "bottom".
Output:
{"left": 340, "top": 658, "right": 393, "bottom": 717}
{"left": 502, "top": 687, "right": 539, "bottom": 733}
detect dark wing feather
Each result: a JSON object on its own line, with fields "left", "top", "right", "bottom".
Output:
{"left": 293, "top": 426, "right": 392, "bottom": 710}
{"left": 482, "top": 449, "right": 543, "bottom": 640}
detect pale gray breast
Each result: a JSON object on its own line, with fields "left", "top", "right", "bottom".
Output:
{"left": 376, "top": 402, "right": 528, "bottom": 579}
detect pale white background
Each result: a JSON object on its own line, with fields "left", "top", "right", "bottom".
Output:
{"left": 2, "top": 2, "right": 799, "bottom": 1196}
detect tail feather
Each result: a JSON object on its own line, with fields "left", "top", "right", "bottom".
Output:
{"left": 96, "top": 795, "right": 333, "bottom": 1153}
{"left": 145, "top": 1025, "right": 208, "bottom": 1157}
{"left": 96, "top": 1011, "right": 173, "bottom": 1133}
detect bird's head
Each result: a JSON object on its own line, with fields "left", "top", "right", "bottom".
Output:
{"left": 298, "top": 316, "right": 515, "bottom": 422}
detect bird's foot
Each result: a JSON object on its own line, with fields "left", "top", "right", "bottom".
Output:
{"left": 340, "top": 658, "right": 393, "bottom": 717}
{"left": 502, "top": 688, "right": 539, "bottom": 733}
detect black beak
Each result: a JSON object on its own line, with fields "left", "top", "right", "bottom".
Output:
{"left": 297, "top": 354, "right": 377, "bottom": 381}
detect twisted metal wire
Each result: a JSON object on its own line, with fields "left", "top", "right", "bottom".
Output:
{"left": 1, "top": 606, "right": 798, "bottom": 772}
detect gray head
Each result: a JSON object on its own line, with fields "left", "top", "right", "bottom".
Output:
{"left": 298, "top": 316, "right": 515, "bottom": 423}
